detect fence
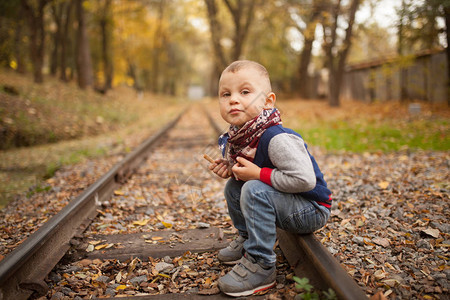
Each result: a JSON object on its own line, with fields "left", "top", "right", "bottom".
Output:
{"left": 341, "top": 49, "right": 448, "bottom": 103}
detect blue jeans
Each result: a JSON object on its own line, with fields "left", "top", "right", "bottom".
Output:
{"left": 224, "top": 178, "right": 330, "bottom": 266}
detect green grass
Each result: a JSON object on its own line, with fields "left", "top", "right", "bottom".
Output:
{"left": 299, "top": 118, "right": 449, "bottom": 153}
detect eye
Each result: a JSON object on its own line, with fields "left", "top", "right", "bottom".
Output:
{"left": 221, "top": 92, "right": 230, "bottom": 97}
{"left": 241, "top": 89, "right": 250, "bottom": 95}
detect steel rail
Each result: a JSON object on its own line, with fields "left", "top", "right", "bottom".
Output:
{"left": 0, "top": 111, "right": 184, "bottom": 300}
{"left": 204, "top": 110, "right": 368, "bottom": 300}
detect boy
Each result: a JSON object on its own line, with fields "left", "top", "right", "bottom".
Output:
{"left": 208, "top": 60, "right": 331, "bottom": 297}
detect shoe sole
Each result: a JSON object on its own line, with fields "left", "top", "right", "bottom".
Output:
{"left": 222, "top": 281, "right": 276, "bottom": 297}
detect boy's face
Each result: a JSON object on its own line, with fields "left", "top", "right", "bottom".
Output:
{"left": 218, "top": 67, "right": 275, "bottom": 128}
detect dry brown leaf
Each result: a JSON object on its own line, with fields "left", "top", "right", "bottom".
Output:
{"left": 373, "top": 237, "right": 390, "bottom": 248}
{"left": 421, "top": 228, "right": 440, "bottom": 238}
{"left": 378, "top": 181, "right": 390, "bottom": 189}
{"left": 133, "top": 219, "right": 150, "bottom": 226}
{"left": 370, "top": 291, "right": 388, "bottom": 300}
{"left": 95, "top": 244, "right": 108, "bottom": 250}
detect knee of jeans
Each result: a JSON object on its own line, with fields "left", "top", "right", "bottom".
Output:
{"left": 240, "top": 180, "right": 268, "bottom": 211}
{"left": 241, "top": 180, "right": 263, "bottom": 197}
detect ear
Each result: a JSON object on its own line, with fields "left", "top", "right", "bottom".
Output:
{"left": 264, "top": 92, "right": 276, "bottom": 109}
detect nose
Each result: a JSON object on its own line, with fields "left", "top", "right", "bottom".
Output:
{"left": 229, "top": 93, "right": 239, "bottom": 104}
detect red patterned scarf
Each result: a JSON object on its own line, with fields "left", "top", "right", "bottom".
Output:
{"left": 222, "top": 108, "right": 281, "bottom": 165}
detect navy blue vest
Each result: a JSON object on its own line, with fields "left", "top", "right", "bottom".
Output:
{"left": 253, "top": 125, "right": 332, "bottom": 208}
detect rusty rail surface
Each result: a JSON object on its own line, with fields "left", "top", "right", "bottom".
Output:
{"left": 0, "top": 112, "right": 184, "bottom": 300}
{"left": 206, "top": 110, "right": 368, "bottom": 300}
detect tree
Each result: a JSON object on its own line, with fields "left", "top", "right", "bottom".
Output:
{"left": 290, "top": 0, "right": 325, "bottom": 98}
{"left": 244, "top": 2, "right": 297, "bottom": 93}
{"left": 151, "top": 0, "right": 165, "bottom": 93}
{"left": 75, "top": 0, "right": 93, "bottom": 89}
{"left": 445, "top": 2, "right": 450, "bottom": 105}
{"left": 204, "top": 0, "right": 257, "bottom": 95}
{"left": 321, "top": 0, "right": 360, "bottom": 107}
{"left": 59, "top": 0, "right": 73, "bottom": 82}
{"left": 205, "top": 0, "right": 230, "bottom": 79}
{"left": 0, "top": 0, "right": 25, "bottom": 72}
{"left": 50, "top": 0, "right": 65, "bottom": 76}
{"left": 99, "top": 0, "right": 114, "bottom": 91}
{"left": 21, "top": 0, "right": 50, "bottom": 83}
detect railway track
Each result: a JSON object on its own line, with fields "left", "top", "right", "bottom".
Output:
{"left": 0, "top": 106, "right": 367, "bottom": 299}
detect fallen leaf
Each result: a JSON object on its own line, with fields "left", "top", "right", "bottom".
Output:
{"left": 161, "top": 221, "right": 173, "bottom": 229}
{"left": 204, "top": 277, "right": 212, "bottom": 286}
{"left": 128, "top": 257, "right": 140, "bottom": 273}
{"left": 382, "top": 279, "right": 399, "bottom": 287}
{"left": 421, "top": 228, "right": 440, "bottom": 238}
{"left": 116, "top": 284, "right": 127, "bottom": 290}
{"left": 373, "top": 270, "right": 386, "bottom": 280}
{"left": 378, "top": 181, "right": 390, "bottom": 189}
{"left": 370, "top": 291, "right": 388, "bottom": 300}
{"left": 116, "top": 271, "right": 123, "bottom": 282}
{"left": 133, "top": 219, "right": 150, "bottom": 226}
{"left": 95, "top": 244, "right": 108, "bottom": 250}
{"left": 373, "top": 237, "right": 390, "bottom": 248}
{"left": 114, "top": 190, "right": 125, "bottom": 196}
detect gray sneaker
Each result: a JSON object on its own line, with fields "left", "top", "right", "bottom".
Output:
{"left": 218, "top": 235, "right": 246, "bottom": 265}
{"left": 218, "top": 254, "right": 276, "bottom": 297}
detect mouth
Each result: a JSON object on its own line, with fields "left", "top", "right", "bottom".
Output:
{"left": 229, "top": 109, "right": 242, "bottom": 114}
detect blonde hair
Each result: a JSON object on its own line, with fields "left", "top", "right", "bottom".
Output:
{"left": 222, "top": 60, "right": 272, "bottom": 92}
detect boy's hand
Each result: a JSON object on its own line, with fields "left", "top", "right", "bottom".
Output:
{"left": 209, "top": 159, "right": 232, "bottom": 179}
{"left": 231, "top": 157, "right": 261, "bottom": 181}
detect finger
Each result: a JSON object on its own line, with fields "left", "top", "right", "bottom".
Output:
{"left": 231, "top": 163, "right": 243, "bottom": 173}
{"left": 236, "top": 156, "right": 249, "bottom": 165}
{"left": 217, "top": 164, "right": 228, "bottom": 175}
{"left": 211, "top": 162, "right": 225, "bottom": 171}
{"left": 219, "top": 169, "right": 229, "bottom": 178}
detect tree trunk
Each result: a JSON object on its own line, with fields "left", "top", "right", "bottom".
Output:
{"left": 50, "top": 2, "right": 64, "bottom": 76}
{"left": 224, "top": 0, "right": 256, "bottom": 61}
{"left": 444, "top": 4, "right": 450, "bottom": 106}
{"left": 14, "top": 15, "right": 26, "bottom": 74}
{"left": 100, "top": 0, "right": 113, "bottom": 91}
{"left": 205, "top": 0, "right": 228, "bottom": 71}
{"left": 298, "top": 1, "right": 322, "bottom": 99}
{"left": 128, "top": 60, "right": 142, "bottom": 92}
{"left": 151, "top": 0, "right": 165, "bottom": 93}
{"left": 22, "top": 0, "right": 49, "bottom": 83}
{"left": 324, "top": 0, "right": 359, "bottom": 107}
{"left": 323, "top": 0, "right": 341, "bottom": 107}
{"left": 204, "top": 0, "right": 256, "bottom": 95}
{"left": 60, "top": 0, "right": 72, "bottom": 82}
{"left": 398, "top": 0, "right": 408, "bottom": 102}
{"left": 332, "top": 0, "right": 359, "bottom": 106}
{"left": 75, "top": 0, "right": 93, "bottom": 89}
